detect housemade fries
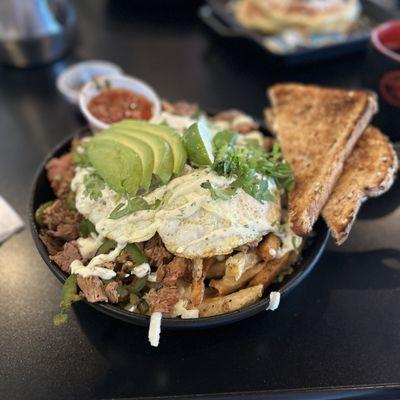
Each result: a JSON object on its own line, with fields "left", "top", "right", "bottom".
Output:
{"left": 205, "top": 261, "right": 226, "bottom": 279}
{"left": 210, "top": 261, "right": 265, "bottom": 295}
{"left": 225, "top": 251, "right": 260, "bottom": 281}
{"left": 248, "top": 251, "right": 294, "bottom": 290}
{"left": 257, "top": 233, "right": 281, "bottom": 262}
{"left": 191, "top": 259, "right": 208, "bottom": 306}
{"left": 199, "top": 285, "right": 263, "bottom": 317}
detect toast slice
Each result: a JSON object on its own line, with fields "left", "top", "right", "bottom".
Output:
{"left": 322, "top": 126, "right": 398, "bottom": 244}
{"left": 266, "top": 83, "right": 378, "bottom": 236}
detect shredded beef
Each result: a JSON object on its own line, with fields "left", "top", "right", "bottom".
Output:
{"left": 143, "top": 235, "right": 173, "bottom": 269}
{"left": 149, "top": 286, "right": 180, "bottom": 313}
{"left": 50, "top": 241, "right": 81, "bottom": 273}
{"left": 212, "top": 109, "right": 242, "bottom": 122}
{"left": 46, "top": 154, "right": 75, "bottom": 198}
{"left": 160, "top": 257, "right": 191, "bottom": 286}
{"left": 43, "top": 199, "right": 81, "bottom": 241}
{"left": 105, "top": 281, "right": 119, "bottom": 303}
{"left": 39, "top": 230, "right": 63, "bottom": 256}
{"left": 211, "top": 109, "right": 259, "bottom": 134}
{"left": 161, "top": 100, "right": 198, "bottom": 117}
{"left": 77, "top": 275, "right": 108, "bottom": 303}
{"left": 234, "top": 120, "right": 259, "bottom": 134}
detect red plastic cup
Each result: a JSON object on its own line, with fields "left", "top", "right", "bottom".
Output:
{"left": 364, "top": 20, "right": 400, "bottom": 141}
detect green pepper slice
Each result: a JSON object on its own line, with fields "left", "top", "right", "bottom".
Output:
{"left": 53, "top": 274, "right": 82, "bottom": 326}
{"left": 131, "top": 276, "right": 148, "bottom": 294}
{"left": 95, "top": 239, "right": 117, "bottom": 256}
{"left": 124, "top": 243, "right": 147, "bottom": 265}
{"left": 66, "top": 191, "right": 77, "bottom": 211}
{"left": 137, "top": 300, "right": 149, "bottom": 314}
{"left": 79, "top": 219, "right": 97, "bottom": 237}
{"left": 35, "top": 200, "right": 54, "bottom": 227}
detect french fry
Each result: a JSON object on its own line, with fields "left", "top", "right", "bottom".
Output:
{"left": 205, "top": 261, "right": 226, "bottom": 279}
{"left": 248, "top": 252, "right": 293, "bottom": 290}
{"left": 199, "top": 285, "right": 263, "bottom": 317}
{"left": 225, "top": 251, "right": 260, "bottom": 281}
{"left": 191, "top": 259, "right": 208, "bottom": 307}
{"left": 257, "top": 233, "right": 281, "bottom": 262}
{"left": 210, "top": 262, "right": 265, "bottom": 295}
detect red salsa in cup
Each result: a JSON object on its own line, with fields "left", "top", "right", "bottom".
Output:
{"left": 88, "top": 88, "right": 153, "bottom": 124}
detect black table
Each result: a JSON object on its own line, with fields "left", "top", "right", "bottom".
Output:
{"left": 1, "top": 1, "right": 399, "bottom": 399}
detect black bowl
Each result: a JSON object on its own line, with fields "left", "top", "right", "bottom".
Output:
{"left": 29, "top": 126, "right": 330, "bottom": 329}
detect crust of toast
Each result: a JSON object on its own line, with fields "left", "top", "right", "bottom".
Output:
{"left": 322, "top": 126, "right": 398, "bottom": 244}
{"left": 266, "top": 83, "right": 378, "bottom": 236}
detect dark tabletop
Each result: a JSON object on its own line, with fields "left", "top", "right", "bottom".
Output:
{"left": 1, "top": 1, "right": 400, "bottom": 399}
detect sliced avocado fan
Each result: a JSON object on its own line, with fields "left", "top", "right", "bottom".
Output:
{"left": 98, "top": 132, "right": 154, "bottom": 192}
{"left": 87, "top": 137, "right": 143, "bottom": 196}
{"left": 115, "top": 120, "right": 187, "bottom": 176}
{"left": 110, "top": 127, "right": 174, "bottom": 184}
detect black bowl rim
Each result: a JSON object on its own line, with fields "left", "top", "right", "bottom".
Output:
{"left": 29, "top": 125, "right": 330, "bottom": 329}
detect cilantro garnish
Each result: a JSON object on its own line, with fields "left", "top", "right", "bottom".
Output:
{"left": 211, "top": 131, "right": 294, "bottom": 202}
{"left": 71, "top": 143, "right": 91, "bottom": 168}
{"left": 83, "top": 172, "right": 105, "bottom": 201}
{"left": 201, "top": 180, "right": 236, "bottom": 201}
{"left": 109, "top": 197, "right": 161, "bottom": 219}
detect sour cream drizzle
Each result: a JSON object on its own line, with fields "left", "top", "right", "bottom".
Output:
{"left": 70, "top": 240, "right": 127, "bottom": 280}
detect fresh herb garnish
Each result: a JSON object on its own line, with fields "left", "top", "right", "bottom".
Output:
{"left": 109, "top": 197, "right": 161, "bottom": 219}
{"left": 72, "top": 146, "right": 91, "bottom": 168}
{"left": 201, "top": 180, "right": 236, "bottom": 201}
{"left": 53, "top": 274, "right": 81, "bottom": 326}
{"left": 211, "top": 132, "right": 294, "bottom": 202}
{"left": 83, "top": 172, "right": 105, "bottom": 201}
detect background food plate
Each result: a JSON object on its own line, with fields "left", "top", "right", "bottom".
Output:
{"left": 29, "top": 125, "right": 329, "bottom": 329}
{"left": 199, "top": 0, "right": 395, "bottom": 65}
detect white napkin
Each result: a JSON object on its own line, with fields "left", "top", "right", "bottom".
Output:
{"left": 0, "top": 196, "right": 24, "bottom": 243}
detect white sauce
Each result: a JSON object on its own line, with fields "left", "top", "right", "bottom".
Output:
{"left": 70, "top": 260, "right": 116, "bottom": 280}
{"left": 148, "top": 272, "right": 157, "bottom": 282}
{"left": 132, "top": 262, "right": 151, "bottom": 278}
{"left": 275, "top": 223, "right": 303, "bottom": 258}
{"left": 70, "top": 240, "right": 126, "bottom": 279}
{"left": 76, "top": 234, "right": 103, "bottom": 259}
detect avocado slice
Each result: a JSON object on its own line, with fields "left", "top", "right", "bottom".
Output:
{"left": 111, "top": 127, "right": 174, "bottom": 184}
{"left": 87, "top": 137, "right": 142, "bottom": 196}
{"left": 98, "top": 132, "right": 154, "bottom": 192}
{"left": 115, "top": 120, "right": 187, "bottom": 175}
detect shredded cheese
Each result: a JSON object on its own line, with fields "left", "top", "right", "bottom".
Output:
{"left": 266, "top": 291, "right": 281, "bottom": 311}
{"left": 148, "top": 312, "right": 162, "bottom": 347}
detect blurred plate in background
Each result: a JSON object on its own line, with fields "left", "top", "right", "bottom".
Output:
{"left": 199, "top": 0, "right": 397, "bottom": 65}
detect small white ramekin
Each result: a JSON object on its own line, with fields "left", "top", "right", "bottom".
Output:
{"left": 57, "top": 60, "right": 123, "bottom": 105}
{"left": 79, "top": 75, "right": 161, "bottom": 133}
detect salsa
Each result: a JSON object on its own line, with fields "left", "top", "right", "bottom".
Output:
{"left": 88, "top": 88, "right": 153, "bottom": 124}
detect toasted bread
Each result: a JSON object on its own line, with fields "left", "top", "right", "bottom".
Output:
{"left": 323, "top": 126, "right": 398, "bottom": 244}
{"left": 266, "top": 83, "right": 378, "bottom": 236}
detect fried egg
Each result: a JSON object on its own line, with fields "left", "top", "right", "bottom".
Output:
{"left": 72, "top": 167, "right": 282, "bottom": 259}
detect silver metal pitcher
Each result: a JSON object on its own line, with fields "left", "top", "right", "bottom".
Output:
{"left": 0, "top": 0, "right": 76, "bottom": 68}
